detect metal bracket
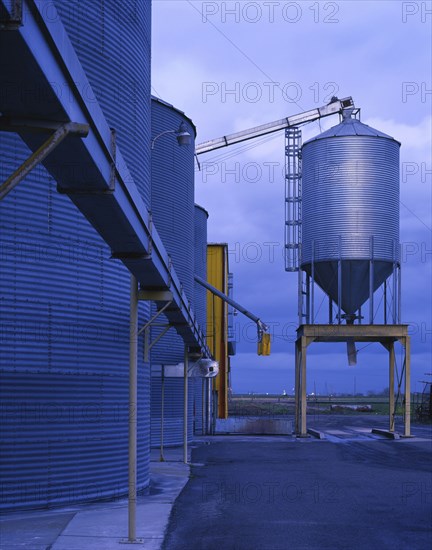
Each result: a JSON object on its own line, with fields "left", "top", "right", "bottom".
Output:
{"left": 0, "top": 0, "right": 22, "bottom": 30}
{"left": 109, "top": 128, "right": 117, "bottom": 191}
{"left": 0, "top": 122, "right": 89, "bottom": 201}
{"left": 136, "top": 297, "right": 174, "bottom": 363}
{"left": 148, "top": 212, "right": 153, "bottom": 255}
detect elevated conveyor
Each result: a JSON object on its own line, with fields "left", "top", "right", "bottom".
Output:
{"left": 0, "top": 0, "right": 210, "bottom": 356}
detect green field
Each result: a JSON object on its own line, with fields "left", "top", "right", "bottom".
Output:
{"left": 228, "top": 393, "right": 427, "bottom": 418}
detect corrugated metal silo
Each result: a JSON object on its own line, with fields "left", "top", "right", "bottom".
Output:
{"left": 193, "top": 205, "right": 209, "bottom": 434}
{"left": 194, "top": 205, "right": 209, "bottom": 332}
{"left": 150, "top": 367, "right": 194, "bottom": 448}
{"left": 150, "top": 97, "right": 196, "bottom": 446}
{"left": 301, "top": 112, "right": 400, "bottom": 314}
{"left": 0, "top": 0, "right": 152, "bottom": 511}
{"left": 150, "top": 96, "right": 196, "bottom": 362}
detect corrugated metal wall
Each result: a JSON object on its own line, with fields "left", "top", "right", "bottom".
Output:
{"left": 301, "top": 116, "right": 400, "bottom": 313}
{"left": 194, "top": 205, "right": 208, "bottom": 333}
{"left": 53, "top": 0, "right": 152, "bottom": 200}
{"left": 150, "top": 96, "right": 196, "bottom": 364}
{"left": 0, "top": 1, "right": 152, "bottom": 511}
{"left": 149, "top": 97, "right": 197, "bottom": 446}
{"left": 193, "top": 205, "right": 208, "bottom": 434}
{"left": 150, "top": 369, "right": 194, "bottom": 448}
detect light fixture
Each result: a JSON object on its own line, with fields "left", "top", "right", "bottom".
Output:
{"left": 151, "top": 121, "right": 192, "bottom": 149}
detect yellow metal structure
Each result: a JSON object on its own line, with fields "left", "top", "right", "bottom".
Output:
{"left": 207, "top": 244, "right": 230, "bottom": 419}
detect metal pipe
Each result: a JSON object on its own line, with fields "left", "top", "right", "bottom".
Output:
{"left": 305, "top": 275, "right": 310, "bottom": 324}
{"left": 195, "top": 275, "right": 267, "bottom": 332}
{"left": 128, "top": 275, "right": 138, "bottom": 542}
{"left": 183, "top": 346, "right": 189, "bottom": 464}
{"left": 328, "top": 297, "right": 332, "bottom": 325}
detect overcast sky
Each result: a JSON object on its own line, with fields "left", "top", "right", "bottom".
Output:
{"left": 151, "top": 0, "right": 431, "bottom": 395}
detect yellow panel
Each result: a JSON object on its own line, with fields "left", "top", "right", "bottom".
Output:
{"left": 207, "top": 244, "right": 229, "bottom": 418}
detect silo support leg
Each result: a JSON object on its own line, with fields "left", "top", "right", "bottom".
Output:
{"left": 300, "top": 338, "right": 308, "bottom": 437}
{"left": 389, "top": 343, "right": 395, "bottom": 432}
{"left": 294, "top": 340, "right": 301, "bottom": 435}
{"left": 404, "top": 337, "right": 411, "bottom": 437}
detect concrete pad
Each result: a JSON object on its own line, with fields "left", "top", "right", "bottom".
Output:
{"left": 0, "top": 511, "right": 74, "bottom": 550}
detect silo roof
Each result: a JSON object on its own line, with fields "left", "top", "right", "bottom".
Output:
{"left": 151, "top": 95, "right": 197, "bottom": 138}
{"left": 304, "top": 116, "right": 400, "bottom": 145}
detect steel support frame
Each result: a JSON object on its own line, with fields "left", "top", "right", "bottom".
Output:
{"left": 0, "top": 121, "right": 89, "bottom": 201}
{"left": 294, "top": 324, "right": 411, "bottom": 437}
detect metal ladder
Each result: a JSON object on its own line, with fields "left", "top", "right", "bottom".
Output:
{"left": 284, "top": 127, "right": 302, "bottom": 272}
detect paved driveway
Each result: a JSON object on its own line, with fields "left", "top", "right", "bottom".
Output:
{"left": 163, "top": 427, "right": 432, "bottom": 550}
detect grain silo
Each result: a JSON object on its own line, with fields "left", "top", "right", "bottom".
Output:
{"left": 194, "top": 205, "right": 209, "bottom": 434}
{"left": 150, "top": 97, "right": 196, "bottom": 447}
{"left": 289, "top": 108, "right": 410, "bottom": 437}
{"left": 301, "top": 110, "right": 400, "bottom": 319}
{"left": 0, "top": 0, "right": 152, "bottom": 510}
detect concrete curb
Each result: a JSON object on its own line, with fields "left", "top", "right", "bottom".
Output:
{"left": 371, "top": 428, "right": 401, "bottom": 440}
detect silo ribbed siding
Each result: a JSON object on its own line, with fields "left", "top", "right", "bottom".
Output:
{"left": 301, "top": 117, "right": 400, "bottom": 314}
{"left": 150, "top": 98, "right": 197, "bottom": 446}
{"left": 194, "top": 205, "right": 209, "bottom": 333}
{"left": 0, "top": 0, "right": 152, "bottom": 511}
{"left": 150, "top": 98, "right": 196, "bottom": 364}
{"left": 150, "top": 375, "right": 195, "bottom": 448}
{"left": 193, "top": 205, "right": 209, "bottom": 434}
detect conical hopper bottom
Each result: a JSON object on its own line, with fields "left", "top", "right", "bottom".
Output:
{"left": 302, "top": 260, "right": 393, "bottom": 315}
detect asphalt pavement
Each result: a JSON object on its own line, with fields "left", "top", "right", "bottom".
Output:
{"left": 0, "top": 416, "right": 431, "bottom": 550}
{"left": 163, "top": 420, "right": 432, "bottom": 550}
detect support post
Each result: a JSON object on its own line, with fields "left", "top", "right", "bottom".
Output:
{"left": 389, "top": 343, "right": 395, "bottom": 432}
{"left": 300, "top": 337, "right": 307, "bottom": 436}
{"left": 128, "top": 275, "right": 138, "bottom": 542}
{"left": 369, "top": 236, "right": 374, "bottom": 324}
{"left": 206, "top": 378, "right": 211, "bottom": 434}
{"left": 202, "top": 378, "right": 206, "bottom": 435}
{"left": 311, "top": 241, "right": 315, "bottom": 323}
{"left": 160, "top": 365, "right": 165, "bottom": 462}
{"left": 404, "top": 337, "right": 411, "bottom": 437}
{"left": 183, "top": 346, "right": 189, "bottom": 463}
{"left": 397, "top": 264, "right": 402, "bottom": 324}
{"left": 337, "top": 259, "right": 342, "bottom": 324}
{"left": 337, "top": 236, "right": 342, "bottom": 324}
{"left": 294, "top": 340, "right": 300, "bottom": 434}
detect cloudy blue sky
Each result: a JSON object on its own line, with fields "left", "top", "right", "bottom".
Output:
{"left": 152, "top": 0, "right": 431, "bottom": 395}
